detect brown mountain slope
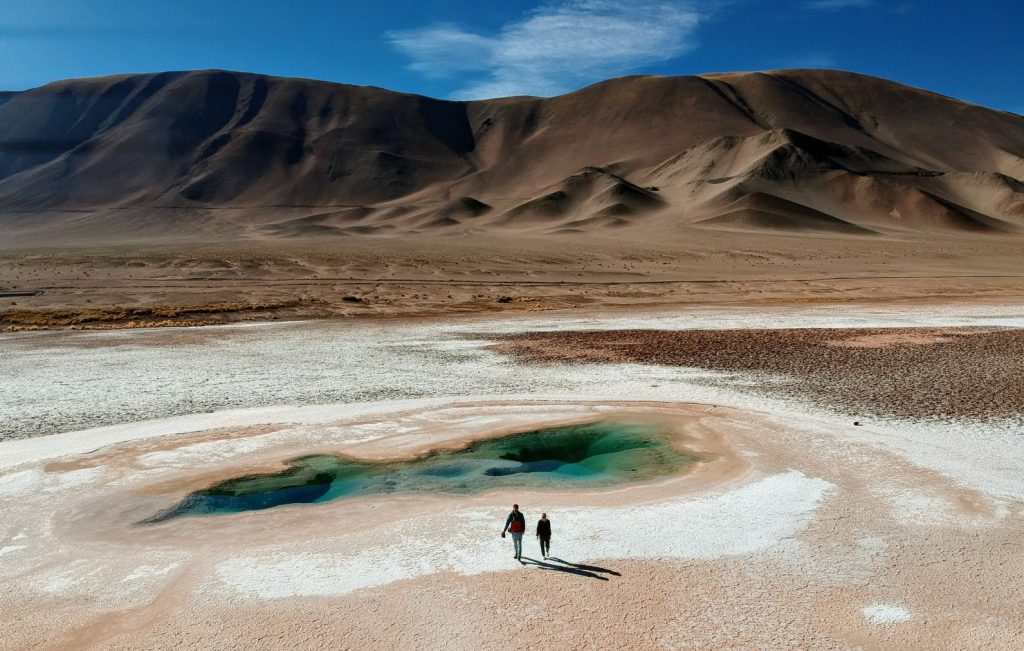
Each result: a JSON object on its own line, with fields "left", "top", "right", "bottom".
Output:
{"left": 0, "top": 68, "right": 1022, "bottom": 245}
{"left": 696, "top": 192, "right": 874, "bottom": 234}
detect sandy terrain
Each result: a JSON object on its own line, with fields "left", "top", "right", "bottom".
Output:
{"left": 1, "top": 304, "right": 1023, "bottom": 650}
{"left": 3, "top": 233, "right": 1024, "bottom": 330}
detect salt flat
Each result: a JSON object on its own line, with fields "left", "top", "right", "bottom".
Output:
{"left": 1, "top": 304, "right": 1022, "bottom": 650}
{"left": 4, "top": 302, "right": 1024, "bottom": 442}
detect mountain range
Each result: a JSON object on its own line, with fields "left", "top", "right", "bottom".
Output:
{"left": 1, "top": 68, "right": 1022, "bottom": 243}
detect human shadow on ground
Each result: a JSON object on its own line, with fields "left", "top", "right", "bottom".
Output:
{"left": 518, "top": 556, "right": 615, "bottom": 580}
{"left": 546, "top": 557, "right": 622, "bottom": 576}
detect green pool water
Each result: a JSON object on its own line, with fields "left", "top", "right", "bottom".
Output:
{"left": 142, "top": 420, "right": 698, "bottom": 523}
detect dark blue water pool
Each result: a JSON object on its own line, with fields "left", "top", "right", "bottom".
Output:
{"left": 142, "top": 419, "right": 697, "bottom": 523}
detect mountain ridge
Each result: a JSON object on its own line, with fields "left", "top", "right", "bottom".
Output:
{"left": 1, "top": 68, "right": 1022, "bottom": 244}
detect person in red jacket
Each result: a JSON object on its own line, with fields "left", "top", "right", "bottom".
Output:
{"left": 501, "top": 504, "right": 526, "bottom": 560}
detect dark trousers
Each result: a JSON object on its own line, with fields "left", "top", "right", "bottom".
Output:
{"left": 539, "top": 535, "right": 551, "bottom": 557}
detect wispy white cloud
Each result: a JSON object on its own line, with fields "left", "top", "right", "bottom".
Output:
{"left": 387, "top": 1, "right": 710, "bottom": 99}
{"left": 386, "top": 24, "right": 494, "bottom": 79}
{"left": 804, "top": 0, "right": 872, "bottom": 9}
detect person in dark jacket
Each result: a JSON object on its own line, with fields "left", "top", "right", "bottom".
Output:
{"left": 536, "top": 513, "right": 552, "bottom": 558}
{"left": 502, "top": 504, "right": 526, "bottom": 560}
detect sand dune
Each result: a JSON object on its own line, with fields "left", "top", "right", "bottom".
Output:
{"left": 1, "top": 68, "right": 1022, "bottom": 245}
{"left": 696, "top": 192, "right": 873, "bottom": 234}
{"left": 495, "top": 167, "right": 664, "bottom": 229}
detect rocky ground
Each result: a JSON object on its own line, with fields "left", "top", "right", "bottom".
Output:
{"left": 494, "top": 327, "right": 1024, "bottom": 421}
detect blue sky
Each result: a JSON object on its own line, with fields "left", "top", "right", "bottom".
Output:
{"left": 2, "top": 1, "right": 1021, "bottom": 113}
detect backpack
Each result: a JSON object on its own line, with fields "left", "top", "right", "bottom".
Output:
{"left": 509, "top": 513, "right": 525, "bottom": 533}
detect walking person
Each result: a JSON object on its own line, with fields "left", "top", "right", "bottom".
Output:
{"left": 502, "top": 504, "right": 526, "bottom": 560}
{"left": 536, "top": 513, "right": 552, "bottom": 559}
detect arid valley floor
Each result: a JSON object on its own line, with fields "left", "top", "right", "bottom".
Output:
{"left": 1, "top": 302, "right": 1022, "bottom": 650}
{"left": 4, "top": 231, "right": 1024, "bottom": 331}
{"left": 2, "top": 65, "right": 1024, "bottom": 650}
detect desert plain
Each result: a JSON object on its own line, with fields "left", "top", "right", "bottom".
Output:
{"left": 2, "top": 68, "right": 1024, "bottom": 650}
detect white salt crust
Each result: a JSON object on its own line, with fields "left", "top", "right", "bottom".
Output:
{"left": 862, "top": 603, "right": 914, "bottom": 624}
{"left": 3, "top": 304, "right": 1023, "bottom": 502}
{"left": 214, "top": 471, "right": 833, "bottom": 599}
{"left": 4, "top": 302, "right": 1023, "bottom": 442}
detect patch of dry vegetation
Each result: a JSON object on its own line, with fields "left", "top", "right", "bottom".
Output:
{"left": 0, "top": 300, "right": 302, "bottom": 331}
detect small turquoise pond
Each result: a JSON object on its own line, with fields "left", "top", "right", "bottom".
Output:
{"left": 142, "top": 419, "right": 698, "bottom": 523}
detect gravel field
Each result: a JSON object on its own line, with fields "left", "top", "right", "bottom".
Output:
{"left": 494, "top": 327, "right": 1024, "bottom": 421}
